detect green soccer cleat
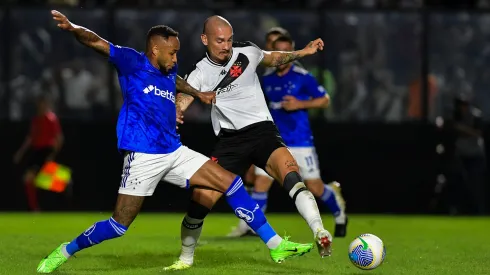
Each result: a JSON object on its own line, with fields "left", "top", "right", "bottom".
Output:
{"left": 269, "top": 237, "right": 314, "bottom": 263}
{"left": 37, "top": 242, "right": 70, "bottom": 273}
{"left": 163, "top": 260, "right": 192, "bottom": 271}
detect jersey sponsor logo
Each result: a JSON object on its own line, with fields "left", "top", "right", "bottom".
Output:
{"left": 216, "top": 83, "right": 238, "bottom": 95}
{"left": 234, "top": 204, "right": 260, "bottom": 223}
{"left": 182, "top": 218, "right": 203, "bottom": 230}
{"left": 83, "top": 224, "right": 96, "bottom": 236}
{"left": 143, "top": 85, "right": 175, "bottom": 103}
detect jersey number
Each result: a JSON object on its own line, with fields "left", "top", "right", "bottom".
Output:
{"left": 305, "top": 155, "right": 314, "bottom": 167}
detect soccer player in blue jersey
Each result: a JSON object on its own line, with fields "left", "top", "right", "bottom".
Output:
{"left": 229, "top": 34, "right": 348, "bottom": 238}
{"left": 36, "top": 10, "right": 314, "bottom": 273}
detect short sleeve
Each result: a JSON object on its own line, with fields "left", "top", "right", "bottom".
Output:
{"left": 184, "top": 67, "right": 202, "bottom": 91}
{"left": 303, "top": 73, "right": 327, "bottom": 98}
{"left": 234, "top": 41, "right": 264, "bottom": 65}
{"left": 109, "top": 43, "right": 142, "bottom": 74}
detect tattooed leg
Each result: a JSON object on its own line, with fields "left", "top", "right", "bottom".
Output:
{"left": 113, "top": 194, "right": 145, "bottom": 227}
{"left": 265, "top": 147, "right": 326, "bottom": 236}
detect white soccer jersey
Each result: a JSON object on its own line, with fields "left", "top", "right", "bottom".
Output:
{"left": 184, "top": 41, "right": 273, "bottom": 136}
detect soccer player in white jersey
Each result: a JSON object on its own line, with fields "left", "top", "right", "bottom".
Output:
{"left": 164, "top": 16, "right": 333, "bottom": 271}
{"left": 36, "top": 11, "right": 315, "bottom": 274}
{"left": 228, "top": 34, "right": 348, "bottom": 239}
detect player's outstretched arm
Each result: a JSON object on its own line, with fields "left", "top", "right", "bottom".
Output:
{"left": 261, "top": 38, "right": 324, "bottom": 67}
{"left": 51, "top": 10, "right": 109, "bottom": 56}
{"left": 176, "top": 76, "right": 216, "bottom": 105}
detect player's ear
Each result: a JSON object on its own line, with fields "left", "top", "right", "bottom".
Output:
{"left": 152, "top": 45, "right": 159, "bottom": 56}
{"left": 201, "top": 34, "right": 208, "bottom": 46}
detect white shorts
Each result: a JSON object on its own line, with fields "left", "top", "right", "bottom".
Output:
{"left": 118, "top": 145, "right": 208, "bottom": 196}
{"left": 254, "top": 147, "right": 321, "bottom": 180}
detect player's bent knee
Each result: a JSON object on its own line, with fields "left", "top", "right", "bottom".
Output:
{"left": 190, "top": 160, "right": 236, "bottom": 193}
{"left": 192, "top": 188, "right": 222, "bottom": 209}
{"left": 283, "top": 171, "right": 308, "bottom": 202}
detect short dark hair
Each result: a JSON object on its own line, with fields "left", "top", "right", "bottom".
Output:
{"left": 272, "top": 35, "right": 294, "bottom": 48}
{"left": 265, "top": 27, "right": 291, "bottom": 40}
{"left": 146, "top": 25, "right": 179, "bottom": 46}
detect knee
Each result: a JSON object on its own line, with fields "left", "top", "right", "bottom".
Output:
{"left": 192, "top": 188, "right": 221, "bottom": 209}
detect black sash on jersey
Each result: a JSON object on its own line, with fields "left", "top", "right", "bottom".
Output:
{"left": 212, "top": 53, "right": 250, "bottom": 92}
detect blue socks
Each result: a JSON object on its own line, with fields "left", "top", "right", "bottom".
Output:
{"left": 64, "top": 217, "right": 127, "bottom": 256}
{"left": 225, "top": 176, "right": 279, "bottom": 246}
{"left": 251, "top": 191, "right": 268, "bottom": 212}
{"left": 320, "top": 184, "right": 341, "bottom": 216}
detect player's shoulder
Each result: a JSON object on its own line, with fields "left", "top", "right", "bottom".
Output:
{"left": 232, "top": 41, "right": 262, "bottom": 55}
{"left": 291, "top": 65, "right": 310, "bottom": 76}
{"left": 112, "top": 44, "right": 144, "bottom": 58}
{"left": 184, "top": 56, "right": 207, "bottom": 79}
{"left": 233, "top": 41, "right": 261, "bottom": 49}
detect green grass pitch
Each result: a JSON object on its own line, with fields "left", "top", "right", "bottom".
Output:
{"left": 0, "top": 213, "right": 489, "bottom": 275}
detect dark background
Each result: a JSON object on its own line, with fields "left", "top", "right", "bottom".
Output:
{"left": 1, "top": 0, "right": 489, "bottom": 215}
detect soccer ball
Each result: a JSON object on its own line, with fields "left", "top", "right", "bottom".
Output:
{"left": 348, "top": 233, "right": 386, "bottom": 270}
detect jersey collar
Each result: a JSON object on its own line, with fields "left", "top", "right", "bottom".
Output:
{"left": 205, "top": 50, "right": 233, "bottom": 67}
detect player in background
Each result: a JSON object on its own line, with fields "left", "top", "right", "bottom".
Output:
{"left": 14, "top": 94, "right": 64, "bottom": 212}
{"left": 37, "top": 10, "right": 314, "bottom": 274}
{"left": 228, "top": 35, "right": 348, "bottom": 239}
{"left": 165, "top": 16, "right": 333, "bottom": 271}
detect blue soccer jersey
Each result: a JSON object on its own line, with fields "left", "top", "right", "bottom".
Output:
{"left": 262, "top": 65, "right": 327, "bottom": 147}
{"left": 109, "top": 43, "right": 181, "bottom": 154}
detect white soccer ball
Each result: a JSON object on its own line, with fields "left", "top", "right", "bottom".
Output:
{"left": 348, "top": 233, "right": 386, "bottom": 270}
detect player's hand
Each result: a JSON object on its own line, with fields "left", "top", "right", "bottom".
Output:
{"left": 301, "top": 38, "right": 324, "bottom": 56}
{"left": 176, "top": 108, "right": 184, "bottom": 129}
{"left": 198, "top": 91, "right": 216, "bottom": 104}
{"left": 51, "top": 10, "right": 75, "bottom": 31}
{"left": 281, "top": 95, "right": 304, "bottom": 111}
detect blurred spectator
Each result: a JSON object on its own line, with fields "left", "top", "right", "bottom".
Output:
{"left": 8, "top": 9, "right": 110, "bottom": 120}
{"left": 446, "top": 95, "right": 487, "bottom": 215}
{"left": 13, "top": 94, "right": 63, "bottom": 211}
{"left": 407, "top": 74, "right": 439, "bottom": 120}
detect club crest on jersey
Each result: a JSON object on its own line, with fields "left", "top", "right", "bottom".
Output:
{"left": 230, "top": 62, "right": 243, "bottom": 77}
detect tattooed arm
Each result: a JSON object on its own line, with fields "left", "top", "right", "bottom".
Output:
{"left": 176, "top": 93, "right": 195, "bottom": 112}
{"left": 261, "top": 38, "right": 325, "bottom": 67}
{"left": 175, "top": 75, "right": 215, "bottom": 126}
{"left": 176, "top": 76, "right": 216, "bottom": 105}
{"left": 52, "top": 10, "right": 109, "bottom": 56}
